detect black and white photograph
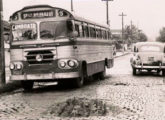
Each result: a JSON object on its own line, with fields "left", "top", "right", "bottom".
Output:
{"left": 0, "top": 0, "right": 165, "bottom": 120}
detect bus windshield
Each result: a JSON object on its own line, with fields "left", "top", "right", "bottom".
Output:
{"left": 12, "top": 23, "right": 37, "bottom": 41}
{"left": 40, "top": 21, "right": 69, "bottom": 39}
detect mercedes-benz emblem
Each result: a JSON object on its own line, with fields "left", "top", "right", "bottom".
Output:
{"left": 36, "top": 54, "right": 43, "bottom": 62}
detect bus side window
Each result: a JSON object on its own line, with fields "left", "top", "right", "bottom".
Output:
{"left": 102, "top": 30, "right": 106, "bottom": 39}
{"left": 81, "top": 23, "right": 86, "bottom": 37}
{"left": 79, "top": 25, "right": 83, "bottom": 37}
{"left": 100, "top": 30, "right": 103, "bottom": 39}
{"left": 105, "top": 31, "right": 108, "bottom": 40}
{"left": 84, "top": 25, "right": 89, "bottom": 37}
{"left": 75, "top": 24, "right": 80, "bottom": 37}
{"left": 90, "top": 27, "right": 96, "bottom": 38}
{"left": 108, "top": 32, "right": 112, "bottom": 39}
{"left": 96, "top": 29, "right": 99, "bottom": 38}
{"left": 96, "top": 28, "right": 101, "bottom": 39}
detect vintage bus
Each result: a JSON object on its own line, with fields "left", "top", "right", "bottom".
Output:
{"left": 9, "top": 5, "right": 114, "bottom": 90}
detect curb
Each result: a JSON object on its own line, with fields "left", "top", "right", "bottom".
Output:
{"left": 0, "top": 81, "right": 21, "bottom": 94}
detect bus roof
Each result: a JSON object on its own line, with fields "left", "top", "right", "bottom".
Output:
{"left": 11, "top": 4, "right": 109, "bottom": 29}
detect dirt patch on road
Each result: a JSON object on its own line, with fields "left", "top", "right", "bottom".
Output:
{"left": 44, "top": 97, "right": 120, "bottom": 117}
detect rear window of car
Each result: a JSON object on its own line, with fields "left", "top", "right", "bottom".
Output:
{"left": 139, "top": 45, "right": 161, "bottom": 52}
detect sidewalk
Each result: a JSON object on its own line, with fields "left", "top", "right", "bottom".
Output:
{"left": 114, "top": 51, "right": 130, "bottom": 58}
{"left": 0, "top": 51, "right": 130, "bottom": 93}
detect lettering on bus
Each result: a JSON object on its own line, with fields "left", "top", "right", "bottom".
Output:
{"left": 21, "top": 10, "right": 55, "bottom": 19}
{"left": 12, "top": 23, "right": 36, "bottom": 30}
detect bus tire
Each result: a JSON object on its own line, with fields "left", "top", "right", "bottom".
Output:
{"left": 99, "top": 70, "right": 106, "bottom": 80}
{"left": 162, "top": 70, "right": 165, "bottom": 76}
{"left": 21, "top": 81, "right": 34, "bottom": 91}
{"left": 133, "top": 67, "right": 136, "bottom": 75}
{"left": 99, "top": 64, "right": 106, "bottom": 80}
{"left": 73, "top": 76, "right": 84, "bottom": 88}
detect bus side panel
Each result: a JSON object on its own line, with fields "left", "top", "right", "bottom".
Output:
{"left": 76, "top": 45, "right": 113, "bottom": 63}
{"left": 75, "top": 44, "right": 113, "bottom": 76}
{"left": 86, "top": 61, "right": 105, "bottom": 76}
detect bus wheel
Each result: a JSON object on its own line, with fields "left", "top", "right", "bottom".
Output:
{"left": 73, "top": 76, "right": 84, "bottom": 88}
{"left": 99, "top": 70, "right": 106, "bottom": 80}
{"left": 162, "top": 70, "right": 165, "bottom": 76}
{"left": 21, "top": 81, "right": 34, "bottom": 91}
{"left": 133, "top": 68, "right": 136, "bottom": 75}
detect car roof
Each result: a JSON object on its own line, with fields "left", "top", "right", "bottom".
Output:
{"left": 135, "top": 42, "right": 164, "bottom": 48}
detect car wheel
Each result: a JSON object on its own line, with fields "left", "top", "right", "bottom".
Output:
{"left": 133, "top": 67, "right": 136, "bottom": 75}
{"left": 162, "top": 70, "right": 165, "bottom": 76}
{"left": 21, "top": 81, "right": 34, "bottom": 91}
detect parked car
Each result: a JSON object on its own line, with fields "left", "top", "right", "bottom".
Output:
{"left": 130, "top": 42, "right": 165, "bottom": 75}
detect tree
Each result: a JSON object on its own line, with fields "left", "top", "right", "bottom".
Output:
{"left": 124, "top": 25, "right": 147, "bottom": 45}
{"left": 156, "top": 27, "right": 165, "bottom": 42}
{"left": 138, "top": 32, "right": 148, "bottom": 42}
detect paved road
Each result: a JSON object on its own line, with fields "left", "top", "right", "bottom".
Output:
{"left": 0, "top": 54, "right": 165, "bottom": 120}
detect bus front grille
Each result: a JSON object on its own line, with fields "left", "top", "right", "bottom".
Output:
{"left": 26, "top": 50, "right": 55, "bottom": 65}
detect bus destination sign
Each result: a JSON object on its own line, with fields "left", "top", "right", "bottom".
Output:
{"left": 22, "top": 10, "right": 55, "bottom": 19}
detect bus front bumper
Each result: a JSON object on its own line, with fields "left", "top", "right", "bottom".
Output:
{"left": 10, "top": 72, "right": 79, "bottom": 81}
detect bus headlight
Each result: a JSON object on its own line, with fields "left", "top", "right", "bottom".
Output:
{"left": 68, "top": 60, "right": 76, "bottom": 67}
{"left": 16, "top": 63, "right": 23, "bottom": 70}
{"left": 59, "top": 61, "right": 66, "bottom": 68}
{"left": 9, "top": 63, "right": 15, "bottom": 70}
{"left": 10, "top": 62, "right": 23, "bottom": 70}
{"left": 58, "top": 59, "right": 79, "bottom": 69}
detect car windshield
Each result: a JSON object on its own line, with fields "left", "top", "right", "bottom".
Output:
{"left": 12, "top": 23, "right": 37, "bottom": 41}
{"left": 139, "top": 45, "right": 161, "bottom": 52}
{"left": 40, "top": 21, "right": 70, "bottom": 39}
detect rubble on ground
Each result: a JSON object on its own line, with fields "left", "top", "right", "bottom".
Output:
{"left": 45, "top": 97, "right": 108, "bottom": 117}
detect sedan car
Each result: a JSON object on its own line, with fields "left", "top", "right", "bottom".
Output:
{"left": 130, "top": 42, "right": 165, "bottom": 75}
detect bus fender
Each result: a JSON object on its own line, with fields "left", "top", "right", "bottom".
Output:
{"left": 79, "top": 61, "right": 87, "bottom": 77}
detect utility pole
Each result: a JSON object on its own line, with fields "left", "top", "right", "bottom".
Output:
{"left": 130, "top": 20, "right": 133, "bottom": 44}
{"left": 102, "top": 0, "right": 113, "bottom": 26}
{"left": 0, "top": 0, "right": 5, "bottom": 85}
{"left": 119, "top": 12, "right": 127, "bottom": 52}
{"left": 71, "top": 0, "right": 74, "bottom": 12}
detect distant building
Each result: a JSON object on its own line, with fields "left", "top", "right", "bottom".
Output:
{"left": 111, "top": 29, "right": 122, "bottom": 39}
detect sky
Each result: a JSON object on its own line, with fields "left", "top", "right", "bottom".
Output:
{"left": 2, "top": 0, "right": 165, "bottom": 40}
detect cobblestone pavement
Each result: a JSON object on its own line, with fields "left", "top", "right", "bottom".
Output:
{"left": 0, "top": 54, "right": 165, "bottom": 120}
